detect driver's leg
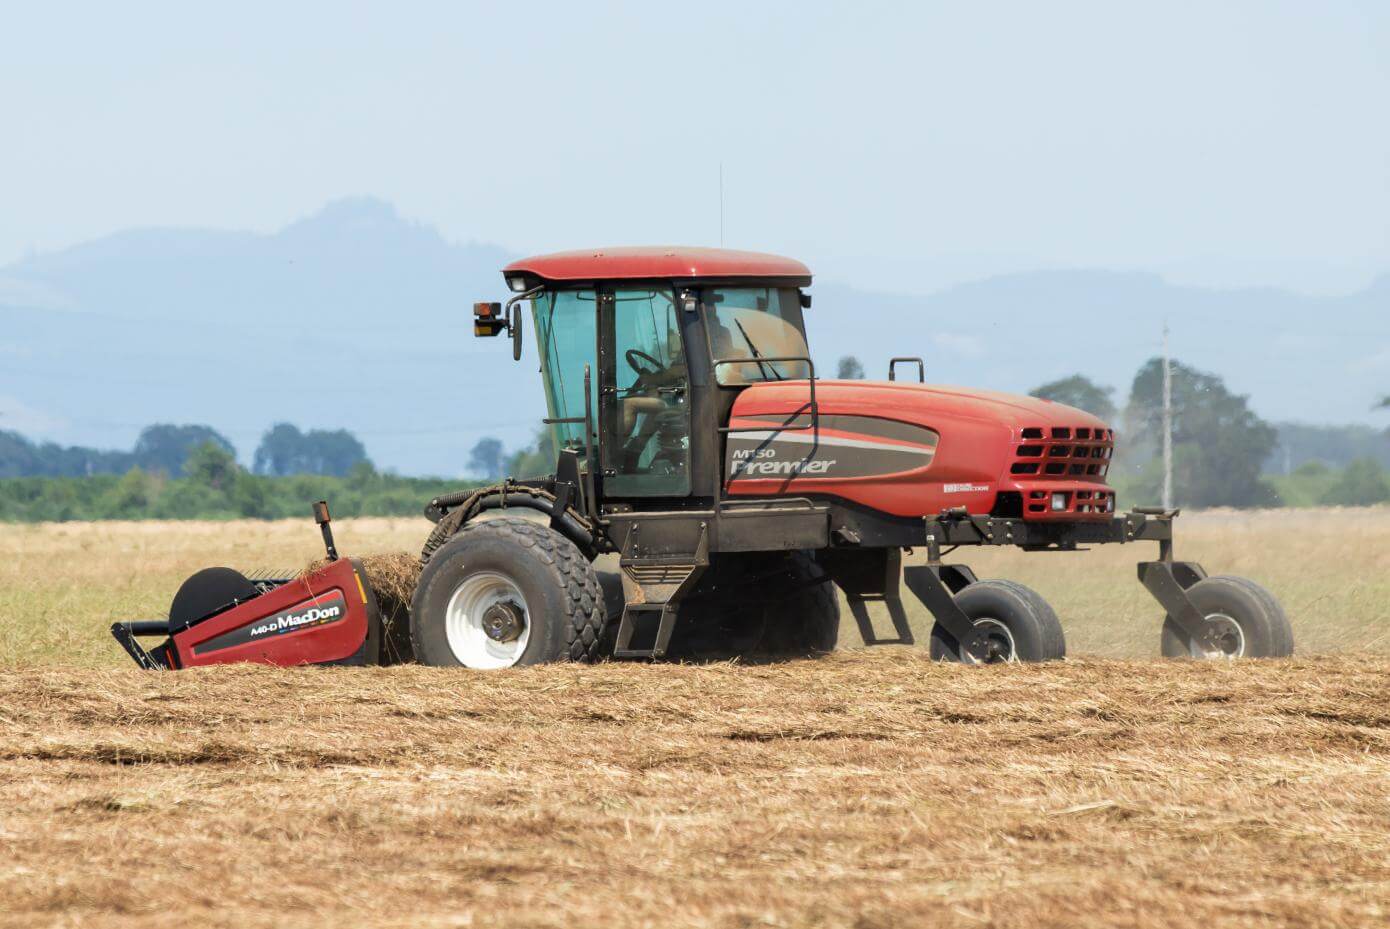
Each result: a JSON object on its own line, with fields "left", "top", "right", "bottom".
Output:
{"left": 622, "top": 394, "right": 664, "bottom": 431}
{"left": 619, "top": 396, "right": 665, "bottom": 469}
{"left": 621, "top": 397, "right": 664, "bottom": 436}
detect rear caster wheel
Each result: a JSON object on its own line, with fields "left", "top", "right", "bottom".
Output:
{"left": 1160, "top": 575, "right": 1292, "bottom": 659}
{"left": 930, "top": 579, "right": 1065, "bottom": 663}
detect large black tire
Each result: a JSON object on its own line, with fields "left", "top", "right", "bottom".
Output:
{"left": 1159, "top": 575, "right": 1293, "bottom": 659}
{"left": 929, "top": 579, "right": 1065, "bottom": 663}
{"left": 410, "top": 517, "right": 606, "bottom": 668}
{"left": 663, "top": 552, "right": 839, "bottom": 661}
{"left": 757, "top": 553, "right": 840, "bottom": 656}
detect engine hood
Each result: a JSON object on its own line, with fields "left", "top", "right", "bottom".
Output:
{"left": 724, "top": 379, "right": 1115, "bottom": 520}
{"left": 732, "top": 379, "right": 1111, "bottom": 435}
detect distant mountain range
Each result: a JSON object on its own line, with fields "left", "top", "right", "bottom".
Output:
{"left": 2, "top": 198, "right": 1386, "bottom": 476}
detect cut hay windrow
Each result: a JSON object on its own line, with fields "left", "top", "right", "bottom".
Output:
{"left": 300, "top": 552, "right": 420, "bottom": 660}
{"left": 300, "top": 551, "right": 419, "bottom": 613}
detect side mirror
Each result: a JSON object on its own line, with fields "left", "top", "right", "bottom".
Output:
{"left": 474, "top": 298, "right": 524, "bottom": 360}
{"left": 473, "top": 301, "right": 506, "bottom": 337}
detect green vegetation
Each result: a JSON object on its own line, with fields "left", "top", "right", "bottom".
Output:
{"left": 0, "top": 423, "right": 235, "bottom": 478}
{"left": 1039, "top": 362, "right": 1278, "bottom": 509}
{"left": 463, "top": 428, "right": 556, "bottom": 483}
{"left": 1320, "top": 458, "right": 1390, "bottom": 507}
{"left": 1036, "top": 364, "right": 1390, "bottom": 511}
{"left": 1265, "top": 461, "right": 1341, "bottom": 507}
{"left": 1111, "top": 452, "right": 1390, "bottom": 510}
{"left": 251, "top": 423, "right": 368, "bottom": 477}
{"left": 1124, "top": 358, "right": 1278, "bottom": 508}
{"left": 1029, "top": 374, "right": 1117, "bottom": 421}
{"left": 506, "top": 426, "right": 557, "bottom": 480}
{"left": 467, "top": 437, "right": 507, "bottom": 480}
{"left": 1211, "top": 459, "right": 1390, "bottom": 509}
{"left": 0, "top": 420, "right": 484, "bottom": 522}
{"left": 4, "top": 422, "right": 376, "bottom": 481}
{"left": 1270, "top": 422, "right": 1390, "bottom": 473}
{"left": 0, "top": 448, "right": 476, "bottom": 522}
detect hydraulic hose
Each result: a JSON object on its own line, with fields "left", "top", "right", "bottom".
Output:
{"left": 420, "top": 483, "right": 595, "bottom": 565}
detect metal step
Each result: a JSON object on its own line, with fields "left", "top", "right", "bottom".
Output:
{"left": 611, "top": 520, "right": 710, "bottom": 660}
{"left": 613, "top": 560, "right": 701, "bottom": 659}
{"left": 612, "top": 602, "right": 680, "bottom": 659}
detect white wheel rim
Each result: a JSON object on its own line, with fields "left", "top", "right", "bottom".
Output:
{"left": 444, "top": 572, "right": 531, "bottom": 669}
{"left": 1190, "top": 612, "right": 1245, "bottom": 660}
{"left": 964, "top": 618, "right": 1017, "bottom": 664}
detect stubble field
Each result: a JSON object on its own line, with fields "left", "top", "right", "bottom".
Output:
{"left": 1, "top": 509, "right": 1388, "bottom": 927}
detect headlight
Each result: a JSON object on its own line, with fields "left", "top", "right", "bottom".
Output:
{"left": 506, "top": 275, "right": 529, "bottom": 293}
{"left": 1051, "top": 492, "right": 1068, "bottom": 512}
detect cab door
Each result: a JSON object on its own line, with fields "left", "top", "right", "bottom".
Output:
{"left": 533, "top": 289, "right": 599, "bottom": 453}
{"left": 598, "top": 285, "right": 692, "bottom": 497}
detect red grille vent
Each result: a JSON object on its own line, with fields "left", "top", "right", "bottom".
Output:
{"left": 1011, "top": 426, "right": 1113, "bottom": 480}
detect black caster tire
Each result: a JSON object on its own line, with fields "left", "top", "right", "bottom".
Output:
{"left": 929, "top": 579, "right": 1066, "bottom": 663}
{"left": 1160, "top": 575, "right": 1293, "bottom": 659}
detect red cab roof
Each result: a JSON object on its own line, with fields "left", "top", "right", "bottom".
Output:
{"left": 503, "top": 246, "right": 811, "bottom": 285}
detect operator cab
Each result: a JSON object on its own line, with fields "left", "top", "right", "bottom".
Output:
{"left": 479, "top": 247, "right": 814, "bottom": 504}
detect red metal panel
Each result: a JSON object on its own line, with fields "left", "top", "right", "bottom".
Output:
{"left": 724, "top": 380, "right": 1116, "bottom": 521}
{"left": 503, "top": 247, "right": 812, "bottom": 284}
{"left": 172, "top": 559, "right": 370, "bottom": 667}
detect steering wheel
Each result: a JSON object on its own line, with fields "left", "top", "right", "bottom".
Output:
{"left": 625, "top": 348, "right": 664, "bottom": 376}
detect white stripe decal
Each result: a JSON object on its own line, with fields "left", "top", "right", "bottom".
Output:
{"left": 731, "top": 429, "right": 936, "bottom": 455}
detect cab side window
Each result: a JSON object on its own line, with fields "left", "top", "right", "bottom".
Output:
{"left": 534, "top": 289, "right": 597, "bottom": 451}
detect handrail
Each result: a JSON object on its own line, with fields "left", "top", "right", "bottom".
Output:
{"left": 582, "top": 364, "right": 599, "bottom": 522}
{"left": 717, "top": 496, "right": 821, "bottom": 511}
{"left": 889, "top": 356, "right": 925, "bottom": 382}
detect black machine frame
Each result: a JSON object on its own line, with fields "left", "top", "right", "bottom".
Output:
{"left": 432, "top": 463, "right": 1212, "bottom": 662}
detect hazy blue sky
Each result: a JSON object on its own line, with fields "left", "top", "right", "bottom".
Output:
{"left": 3, "top": 1, "right": 1387, "bottom": 293}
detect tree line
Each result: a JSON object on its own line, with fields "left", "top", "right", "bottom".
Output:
{"left": 1028, "top": 360, "right": 1389, "bottom": 508}
{"left": 0, "top": 458, "right": 470, "bottom": 522}
{"left": 1, "top": 422, "right": 369, "bottom": 479}
{"left": 466, "top": 430, "right": 557, "bottom": 483}
{"left": 0, "top": 422, "right": 473, "bottom": 522}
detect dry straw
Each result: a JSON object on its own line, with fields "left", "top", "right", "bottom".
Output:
{"left": 2, "top": 653, "right": 1388, "bottom": 927}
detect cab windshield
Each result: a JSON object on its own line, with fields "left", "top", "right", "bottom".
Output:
{"left": 704, "top": 287, "right": 811, "bottom": 385}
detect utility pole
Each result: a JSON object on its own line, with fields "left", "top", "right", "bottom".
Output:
{"left": 1162, "top": 321, "right": 1174, "bottom": 510}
